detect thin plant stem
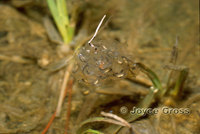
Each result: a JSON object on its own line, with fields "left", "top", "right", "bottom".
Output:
{"left": 41, "top": 111, "right": 56, "bottom": 134}
{"left": 56, "top": 62, "right": 74, "bottom": 117}
{"left": 88, "top": 15, "right": 106, "bottom": 44}
{"left": 170, "top": 68, "right": 188, "bottom": 96}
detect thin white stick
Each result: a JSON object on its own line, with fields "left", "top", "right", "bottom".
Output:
{"left": 101, "top": 111, "right": 131, "bottom": 128}
{"left": 88, "top": 15, "right": 106, "bottom": 44}
{"left": 56, "top": 62, "right": 73, "bottom": 117}
{"left": 101, "top": 111, "right": 139, "bottom": 134}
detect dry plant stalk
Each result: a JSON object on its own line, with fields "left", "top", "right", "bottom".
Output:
{"left": 56, "top": 62, "right": 74, "bottom": 116}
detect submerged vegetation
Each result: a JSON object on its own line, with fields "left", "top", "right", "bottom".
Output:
{"left": 45, "top": 8, "right": 189, "bottom": 132}
{"left": 0, "top": 0, "right": 199, "bottom": 134}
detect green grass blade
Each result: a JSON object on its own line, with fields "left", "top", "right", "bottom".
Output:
{"left": 82, "top": 129, "right": 104, "bottom": 134}
{"left": 47, "top": 0, "right": 74, "bottom": 44}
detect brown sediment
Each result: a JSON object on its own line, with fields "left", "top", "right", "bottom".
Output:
{"left": 0, "top": 0, "right": 199, "bottom": 133}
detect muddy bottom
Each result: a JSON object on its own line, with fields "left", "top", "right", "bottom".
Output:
{"left": 0, "top": 0, "right": 199, "bottom": 134}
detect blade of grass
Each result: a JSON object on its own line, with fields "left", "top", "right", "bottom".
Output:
{"left": 77, "top": 117, "right": 126, "bottom": 134}
{"left": 170, "top": 68, "right": 188, "bottom": 96}
{"left": 57, "top": 0, "right": 69, "bottom": 25}
{"left": 83, "top": 129, "right": 104, "bottom": 134}
{"left": 136, "top": 63, "right": 162, "bottom": 91}
{"left": 47, "top": 0, "right": 74, "bottom": 44}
